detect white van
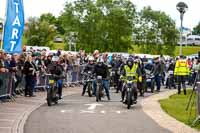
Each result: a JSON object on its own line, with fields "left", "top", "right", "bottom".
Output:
{"left": 187, "top": 35, "right": 200, "bottom": 46}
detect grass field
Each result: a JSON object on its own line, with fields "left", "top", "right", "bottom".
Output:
{"left": 174, "top": 46, "right": 200, "bottom": 56}
{"left": 130, "top": 45, "right": 200, "bottom": 56}
{"left": 22, "top": 38, "right": 200, "bottom": 56}
{"left": 52, "top": 42, "right": 65, "bottom": 50}
{"left": 159, "top": 90, "right": 200, "bottom": 130}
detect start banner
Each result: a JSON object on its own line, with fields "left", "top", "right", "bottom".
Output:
{"left": 3, "top": 0, "right": 24, "bottom": 54}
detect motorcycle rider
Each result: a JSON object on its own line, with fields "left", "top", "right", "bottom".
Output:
{"left": 136, "top": 58, "right": 146, "bottom": 96}
{"left": 46, "top": 56, "right": 64, "bottom": 99}
{"left": 120, "top": 57, "right": 142, "bottom": 103}
{"left": 93, "top": 57, "right": 111, "bottom": 101}
{"left": 82, "top": 56, "right": 95, "bottom": 96}
{"left": 111, "top": 55, "right": 123, "bottom": 93}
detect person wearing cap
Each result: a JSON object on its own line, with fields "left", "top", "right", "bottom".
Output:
{"left": 111, "top": 54, "right": 123, "bottom": 93}
{"left": 151, "top": 57, "right": 162, "bottom": 92}
{"left": 174, "top": 55, "right": 190, "bottom": 95}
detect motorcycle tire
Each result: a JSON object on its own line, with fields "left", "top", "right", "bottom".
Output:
{"left": 88, "top": 83, "right": 92, "bottom": 97}
{"left": 96, "top": 86, "right": 100, "bottom": 102}
{"left": 47, "top": 89, "right": 52, "bottom": 106}
{"left": 127, "top": 91, "right": 132, "bottom": 109}
{"left": 151, "top": 81, "right": 155, "bottom": 93}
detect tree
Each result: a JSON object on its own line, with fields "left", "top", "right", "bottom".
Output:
{"left": 193, "top": 22, "right": 200, "bottom": 35}
{"left": 24, "top": 17, "right": 56, "bottom": 47}
{"left": 40, "top": 13, "right": 56, "bottom": 25}
{"left": 134, "top": 7, "right": 179, "bottom": 56}
{"left": 60, "top": 0, "right": 136, "bottom": 52}
{"left": 40, "top": 13, "right": 65, "bottom": 35}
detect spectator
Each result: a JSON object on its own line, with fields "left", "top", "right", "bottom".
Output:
{"left": 9, "top": 54, "right": 18, "bottom": 96}
{"left": 23, "top": 55, "right": 37, "bottom": 97}
{"left": 0, "top": 50, "right": 8, "bottom": 73}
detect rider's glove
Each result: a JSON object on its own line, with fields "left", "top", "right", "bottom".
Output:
{"left": 139, "top": 76, "right": 142, "bottom": 82}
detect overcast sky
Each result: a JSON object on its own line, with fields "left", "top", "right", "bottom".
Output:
{"left": 0, "top": 0, "right": 199, "bottom": 29}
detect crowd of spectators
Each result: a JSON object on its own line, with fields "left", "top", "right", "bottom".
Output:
{"left": 0, "top": 47, "right": 90, "bottom": 99}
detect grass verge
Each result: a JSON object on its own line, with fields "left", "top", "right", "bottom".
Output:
{"left": 159, "top": 90, "right": 200, "bottom": 130}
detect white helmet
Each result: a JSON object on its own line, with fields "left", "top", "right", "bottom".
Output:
{"left": 52, "top": 56, "right": 59, "bottom": 62}
{"left": 88, "top": 56, "right": 94, "bottom": 61}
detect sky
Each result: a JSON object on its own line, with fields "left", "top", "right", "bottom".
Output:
{"left": 0, "top": 0, "right": 199, "bottom": 29}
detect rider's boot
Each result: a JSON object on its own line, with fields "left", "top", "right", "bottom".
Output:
{"left": 133, "top": 92, "right": 138, "bottom": 104}
{"left": 107, "top": 96, "right": 111, "bottom": 101}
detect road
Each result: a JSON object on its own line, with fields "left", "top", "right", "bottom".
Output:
{"left": 24, "top": 90, "right": 171, "bottom": 133}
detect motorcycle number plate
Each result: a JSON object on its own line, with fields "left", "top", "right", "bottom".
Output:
{"left": 49, "top": 80, "right": 55, "bottom": 84}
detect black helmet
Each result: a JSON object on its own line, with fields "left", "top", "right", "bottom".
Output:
{"left": 127, "top": 57, "right": 133, "bottom": 67}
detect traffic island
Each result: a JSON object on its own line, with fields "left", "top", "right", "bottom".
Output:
{"left": 160, "top": 90, "right": 200, "bottom": 130}
{"left": 141, "top": 89, "right": 198, "bottom": 133}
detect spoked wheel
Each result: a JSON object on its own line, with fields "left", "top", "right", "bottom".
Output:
{"left": 127, "top": 91, "right": 132, "bottom": 109}
{"left": 96, "top": 86, "right": 100, "bottom": 102}
{"left": 87, "top": 83, "right": 93, "bottom": 97}
{"left": 47, "top": 89, "right": 52, "bottom": 106}
{"left": 96, "top": 85, "right": 102, "bottom": 102}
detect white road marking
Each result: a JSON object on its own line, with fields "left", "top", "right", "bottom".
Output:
{"left": 61, "top": 110, "right": 66, "bottom": 113}
{"left": 80, "top": 110, "right": 95, "bottom": 114}
{"left": 85, "top": 103, "right": 103, "bottom": 110}
{"left": 61, "top": 110, "right": 72, "bottom": 113}
{"left": 100, "top": 110, "right": 106, "bottom": 114}
{"left": 116, "top": 111, "right": 121, "bottom": 114}
{"left": 0, "top": 119, "right": 14, "bottom": 122}
{"left": 0, "top": 127, "right": 11, "bottom": 129}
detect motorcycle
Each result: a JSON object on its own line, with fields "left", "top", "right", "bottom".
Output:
{"left": 96, "top": 76, "right": 104, "bottom": 102}
{"left": 123, "top": 76, "right": 137, "bottom": 109}
{"left": 85, "top": 71, "right": 94, "bottom": 97}
{"left": 145, "top": 74, "right": 155, "bottom": 93}
{"left": 46, "top": 74, "right": 59, "bottom": 106}
{"left": 166, "top": 70, "right": 174, "bottom": 89}
{"left": 109, "top": 68, "right": 120, "bottom": 92}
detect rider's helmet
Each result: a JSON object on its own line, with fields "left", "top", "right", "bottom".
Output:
{"left": 88, "top": 56, "right": 95, "bottom": 64}
{"left": 97, "top": 57, "right": 104, "bottom": 66}
{"left": 127, "top": 57, "right": 133, "bottom": 67}
{"left": 52, "top": 56, "right": 59, "bottom": 62}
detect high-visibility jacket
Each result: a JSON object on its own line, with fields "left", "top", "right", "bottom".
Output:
{"left": 174, "top": 59, "right": 189, "bottom": 76}
{"left": 124, "top": 64, "right": 138, "bottom": 81}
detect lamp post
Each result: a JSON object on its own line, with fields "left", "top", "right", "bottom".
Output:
{"left": 176, "top": 2, "right": 188, "bottom": 55}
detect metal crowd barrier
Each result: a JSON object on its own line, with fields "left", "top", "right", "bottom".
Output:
{"left": 0, "top": 64, "right": 86, "bottom": 101}
{"left": 35, "top": 73, "right": 48, "bottom": 90}
{"left": 0, "top": 72, "right": 13, "bottom": 99}
{"left": 63, "top": 64, "right": 85, "bottom": 86}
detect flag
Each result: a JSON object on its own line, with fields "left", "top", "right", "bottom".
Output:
{"left": 3, "top": 0, "right": 24, "bottom": 53}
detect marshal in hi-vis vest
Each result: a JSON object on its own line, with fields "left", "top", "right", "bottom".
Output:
{"left": 174, "top": 59, "right": 189, "bottom": 76}
{"left": 124, "top": 64, "right": 138, "bottom": 80}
